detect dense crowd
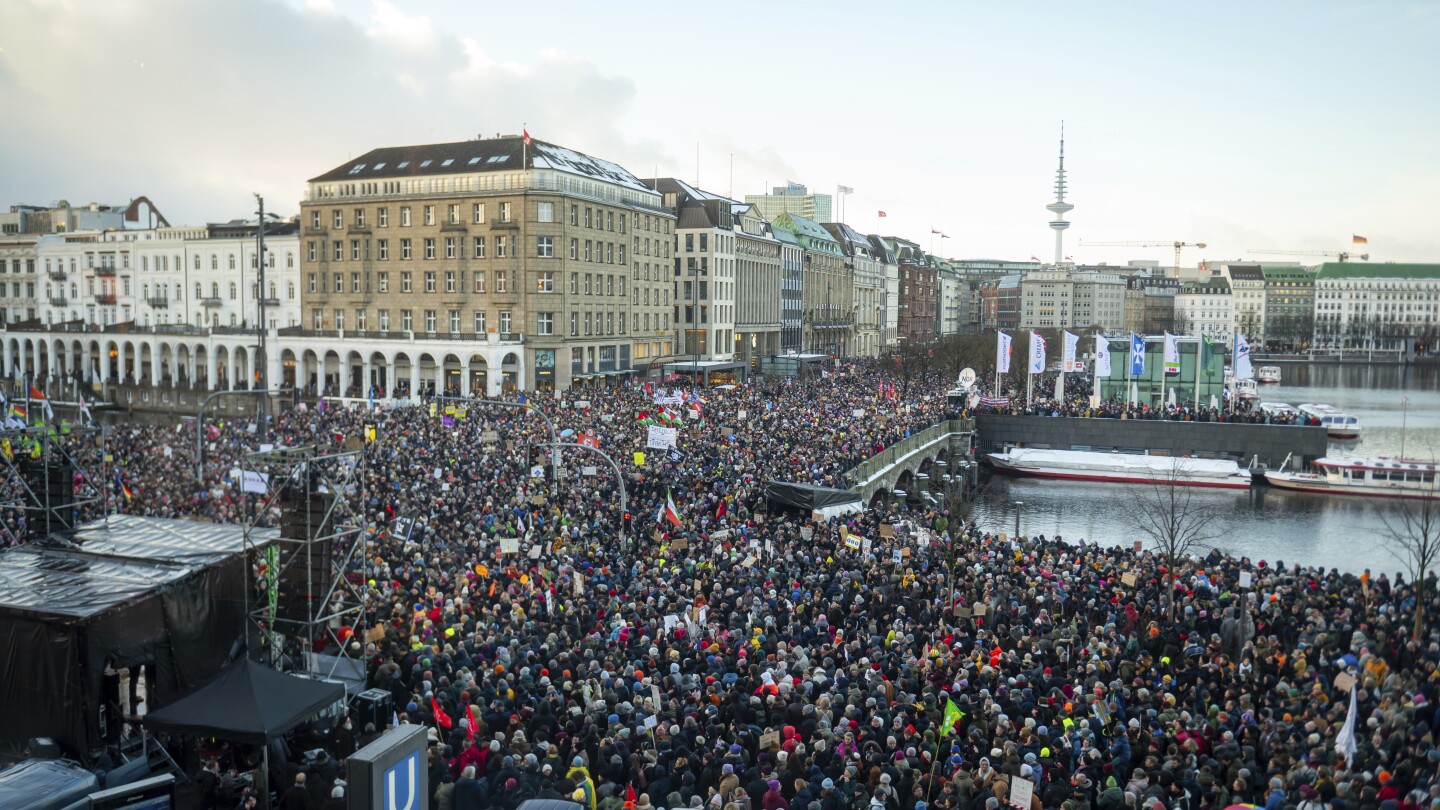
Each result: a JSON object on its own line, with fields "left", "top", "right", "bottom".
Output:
{"left": 4, "top": 361, "right": 1438, "bottom": 810}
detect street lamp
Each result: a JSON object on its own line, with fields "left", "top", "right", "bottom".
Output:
{"left": 1013, "top": 500, "right": 1023, "bottom": 539}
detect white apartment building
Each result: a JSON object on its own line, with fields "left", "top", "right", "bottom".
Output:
{"left": 1312, "top": 262, "right": 1440, "bottom": 351}
{"left": 1174, "top": 277, "right": 1234, "bottom": 346}
{"left": 0, "top": 235, "right": 39, "bottom": 324}
{"left": 1020, "top": 269, "right": 1125, "bottom": 331}
{"left": 652, "top": 179, "right": 736, "bottom": 362}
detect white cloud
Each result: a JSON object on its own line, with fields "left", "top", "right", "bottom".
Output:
{"left": 0, "top": 0, "right": 683, "bottom": 223}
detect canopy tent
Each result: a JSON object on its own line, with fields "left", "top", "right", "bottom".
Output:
{"left": 143, "top": 659, "right": 344, "bottom": 744}
{"left": 763, "top": 480, "right": 863, "bottom": 520}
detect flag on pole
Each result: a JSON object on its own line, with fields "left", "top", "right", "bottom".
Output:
{"left": 1028, "top": 332, "right": 1047, "bottom": 374}
{"left": 1062, "top": 331, "right": 1081, "bottom": 372}
{"left": 29, "top": 387, "right": 53, "bottom": 422}
{"left": 941, "top": 698, "right": 965, "bottom": 735}
{"left": 1029, "top": 255, "right": 1040, "bottom": 262}
{"left": 430, "top": 696, "right": 453, "bottom": 730}
{"left": 116, "top": 472, "right": 134, "bottom": 501}
{"left": 877, "top": 211, "right": 887, "bottom": 217}
{"left": 1352, "top": 235, "right": 1368, "bottom": 245}
{"left": 523, "top": 129, "right": 532, "bottom": 147}
{"left": 1234, "top": 333, "right": 1254, "bottom": 380}
{"left": 837, "top": 185, "right": 855, "bottom": 194}
{"left": 996, "top": 332, "right": 1012, "bottom": 374}
{"left": 1163, "top": 332, "right": 1181, "bottom": 375}
{"left": 78, "top": 394, "right": 92, "bottom": 426}
{"left": 1095, "top": 335, "right": 1112, "bottom": 377}
{"left": 662, "top": 490, "right": 682, "bottom": 527}
{"left": 1130, "top": 333, "right": 1146, "bottom": 375}
{"left": 466, "top": 704, "right": 479, "bottom": 742}
{"left": 1200, "top": 335, "right": 1215, "bottom": 373}
{"left": 1335, "top": 684, "right": 1358, "bottom": 767}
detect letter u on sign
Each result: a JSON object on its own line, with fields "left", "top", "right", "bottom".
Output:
{"left": 385, "top": 749, "right": 420, "bottom": 810}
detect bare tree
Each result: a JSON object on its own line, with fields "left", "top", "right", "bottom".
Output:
{"left": 1378, "top": 498, "right": 1440, "bottom": 641}
{"left": 941, "top": 478, "right": 990, "bottom": 613}
{"left": 1127, "top": 459, "right": 1222, "bottom": 618}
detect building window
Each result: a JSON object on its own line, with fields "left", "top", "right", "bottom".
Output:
{"left": 444, "top": 237, "right": 456, "bottom": 259}
{"left": 537, "top": 202, "right": 554, "bottom": 223}
{"left": 570, "top": 311, "right": 579, "bottom": 335}
{"left": 351, "top": 240, "right": 361, "bottom": 260}
{"left": 401, "top": 272, "right": 412, "bottom": 293}
{"left": 423, "top": 205, "right": 434, "bottom": 226}
{"left": 584, "top": 274, "right": 592, "bottom": 295}
{"left": 472, "top": 237, "right": 485, "bottom": 259}
{"left": 606, "top": 243, "right": 614, "bottom": 264}
{"left": 536, "top": 236, "right": 553, "bottom": 258}
{"left": 447, "top": 204, "right": 459, "bottom": 224}
{"left": 474, "top": 311, "right": 486, "bottom": 333}
{"left": 312, "top": 308, "right": 323, "bottom": 328}
{"left": 354, "top": 208, "right": 366, "bottom": 227}
{"left": 569, "top": 238, "right": 578, "bottom": 260}
{"left": 445, "top": 271, "right": 456, "bottom": 292}
{"left": 379, "top": 310, "right": 390, "bottom": 330}
{"left": 333, "top": 210, "right": 343, "bottom": 228}
{"left": 495, "top": 271, "right": 508, "bottom": 293}
{"left": 473, "top": 271, "right": 486, "bottom": 293}
{"left": 473, "top": 203, "right": 485, "bottom": 224}
{"left": 424, "top": 238, "right": 435, "bottom": 260}
{"left": 334, "top": 309, "right": 344, "bottom": 331}
{"left": 308, "top": 273, "right": 317, "bottom": 293}
{"left": 496, "top": 236, "right": 507, "bottom": 258}
{"left": 537, "top": 312, "right": 554, "bottom": 335}
{"left": 584, "top": 241, "right": 592, "bottom": 262}
{"left": 378, "top": 239, "right": 389, "bottom": 260}
{"left": 569, "top": 205, "right": 578, "bottom": 225}
{"left": 311, "top": 210, "right": 321, "bottom": 228}
{"left": 424, "top": 310, "right": 437, "bottom": 332}
{"left": 400, "top": 239, "right": 412, "bottom": 260}
{"left": 400, "top": 207, "right": 411, "bottom": 226}
{"left": 584, "top": 208, "right": 592, "bottom": 228}
{"left": 333, "top": 273, "right": 342, "bottom": 293}
{"left": 378, "top": 272, "right": 389, "bottom": 292}
{"left": 424, "top": 271, "right": 436, "bottom": 293}
{"left": 307, "top": 242, "right": 316, "bottom": 262}
{"left": 570, "top": 273, "right": 579, "bottom": 294}
{"left": 351, "top": 273, "right": 361, "bottom": 292}
{"left": 536, "top": 271, "right": 554, "bottom": 293}
{"left": 499, "top": 202, "right": 511, "bottom": 223}
{"left": 378, "top": 207, "right": 388, "bottom": 227}
{"left": 449, "top": 309, "right": 460, "bottom": 332}
{"left": 356, "top": 309, "right": 367, "bottom": 330}
{"left": 584, "top": 312, "right": 592, "bottom": 335}
{"left": 500, "top": 310, "right": 512, "bottom": 333}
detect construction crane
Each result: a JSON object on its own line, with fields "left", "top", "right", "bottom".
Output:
{"left": 1077, "top": 240, "right": 1207, "bottom": 277}
{"left": 1248, "top": 249, "right": 1368, "bottom": 263}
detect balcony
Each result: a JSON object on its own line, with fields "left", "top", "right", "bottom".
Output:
{"left": 303, "top": 226, "right": 327, "bottom": 237}
{"left": 94, "top": 266, "right": 118, "bottom": 277}
{"left": 49, "top": 296, "right": 68, "bottom": 307}
{"left": 199, "top": 297, "right": 223, "bottom": 308}
{"left": 490, "top": 218, "right": 520, "bottom": 230}
{"left": 258, "top": 297, "right": 281, "bottom": 307}
{"left": 47, "top": 270, "right": 66, "bottom": 281}
{"left": 94, "top": 293, "right": 117, "bottom": 305}
{"left": 440, "top": 221, "right": 468, "bottom": 233}
{"left": 146, "top": 297, "right": 170, "bottom": 308}
{"left": 349, "top": 223, "right": 371, "bottom": 233}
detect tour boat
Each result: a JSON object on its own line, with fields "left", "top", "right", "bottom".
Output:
{"left": 1257, "top": 366, "right": 1282, "bottom": 384}
{"left": 1234, "top": 379, "right": 1260, "bottom": 402}
{"left": 987, "top": 448, "right": 1253, "bottom": 489}
{"left": 1297, "top": 403, "right": 1362, "bottom": 440}
{"left": 1259, "top": 402, "right": 1299, "bottom": 421}
{"left": 1264, "top": 457, "right": 1440, "bottom": 500}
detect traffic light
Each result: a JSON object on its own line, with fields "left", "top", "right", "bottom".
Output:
{"left": 623, "top": 512, "right": 632, "bottom": 531}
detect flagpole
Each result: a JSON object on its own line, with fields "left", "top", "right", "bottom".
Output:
{"left": 1194, "top": 336, "right": 1202, "bottom": 412}
{"left": 1125, "top": 336, "right": 1132, "bottom": 407}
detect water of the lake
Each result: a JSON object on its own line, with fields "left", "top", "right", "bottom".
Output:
{"left": 969, "top": 363, "right": 1440, "bottom": 575}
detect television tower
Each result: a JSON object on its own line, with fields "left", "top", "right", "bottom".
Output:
{"left": 1046, "top": 123, "right": 1073, "bottom": 265}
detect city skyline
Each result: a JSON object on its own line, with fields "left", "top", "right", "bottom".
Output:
{"left": 2, "top": 0, "right": 1437, "bottom": 264}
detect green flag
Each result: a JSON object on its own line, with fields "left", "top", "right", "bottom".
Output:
{"left": 1200, "top": 336, "right": 1214, "bottom": 375}
{"left": 942, "top": 698, "right": 965, "bottom": 734}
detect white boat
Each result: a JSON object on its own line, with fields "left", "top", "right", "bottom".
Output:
{"left": 987, "top": 448, "right": 1253, "bottom": 489}
{"left": 1297, "top": 403, "right": 1362, "bottom": 440}
{"left": 1234, "top": 379, "right": 1260, "bottom": 402}
{"left": 1259, "top": 402, "right": 1299, "bottom": 422}
{"left": 1265, "top": 457, "right": 1439, "bottom": 500}
{"left": 1257, "top": 366, "right": 1282, "bottom": 384}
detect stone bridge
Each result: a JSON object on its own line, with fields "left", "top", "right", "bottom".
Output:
{"left": 845, "top": 418, "right": 975, "bottom": 507}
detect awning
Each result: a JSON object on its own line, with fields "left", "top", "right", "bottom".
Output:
{"left": 143, "top": 659, "right": 344, "bottom": 744}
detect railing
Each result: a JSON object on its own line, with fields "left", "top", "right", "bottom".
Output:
{"left": 49, "top": 296, "right": 68, "bottom": 307}
{"left": 844, "top": 418, "right": 974, "bottom": 487}
{"left": 210, "top": 325, "right": 256, "bottom": 336}
{"left": 303, "top": 226, "right": 327, "bottom": 237}
{"left": 258, "top": 297, "right": 280, "bottom": 307}
{"left": 47, "top": 270, "right": 66, "bottom": 281}
{"left": 199, "top": 297, "right": 223, "bottom": 308}
{"left": 94, "top": 293, "right": 117, "bottom": 305}
{"left": 94, "top": 267, "right": 118, "bottom": 277}
{"left": 146, "top": 297, "right": 170, "bottom": 308}
{"left": 490, "top": 218, "right": 520, "bottom": 230}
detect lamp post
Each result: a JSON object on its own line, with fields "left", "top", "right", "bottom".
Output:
{"left": 253, "top": 194, "right": 280, "bottom": 445}
{"left": 1013, "top": 500, "right": 1023, "bottom": 539}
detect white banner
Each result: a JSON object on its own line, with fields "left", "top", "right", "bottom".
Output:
{"left": 646, "top": 425, "right": 678, "bottom": 449}
{"left": 996, "top": 331, "right": 1013, "bottom": 374}
{"left": 240, "top": 470, "right": 269, "bottom": 494}
{"left": 1234, "top": 333, "right": 1254, "bottom": 380}
{"left": 1095, "top": 335, "right": 1112, "bottom": 377}
{"left": 1062, "top": 331, "right": 1081, "bottom": 373}
{"left": 1163, "top": 332, "right": 1181, "bottom": 373}
{"left": 1028, "top": 332, "right": 1047, "bottom": 374}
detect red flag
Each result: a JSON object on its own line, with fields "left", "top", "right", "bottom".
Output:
{"left": 715, "top": 500, "right": 727, "bottom": 520}
{"left": 627, "top": 785, "right": 637, "bottom": 805}
{"left": 877, "top": 211, "right": 887, "bottom": 217}
{"left": 1030, "top": 256, "right": 1040, "bottom": 261}
{"left": 466, "top": 704, "right": 479, "bottom": 742}
{"left": 28, "top": 387, "right": 46, "bottom": 401}
{"left": 523, "top": 129, "right": 532, "bottom": 146}
{"left": 431, "top": 696, "right": 453, "bottom": 730}
{"left": 579, "top": 433, "right": 599, "bottom": 449}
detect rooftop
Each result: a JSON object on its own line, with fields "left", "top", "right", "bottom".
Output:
{"left": 1260, "top": 265, "right": 1312, "bottom": 281}
{"left": 1315, "top": 262, "right": 1440, "bottom": 280}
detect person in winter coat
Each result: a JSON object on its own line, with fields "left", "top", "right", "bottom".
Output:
{"left": 1099, "top": 777, "right": 1127, "bottom": 810}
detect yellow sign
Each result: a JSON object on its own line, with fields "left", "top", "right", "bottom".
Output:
{"left": 633, "top": 451, "right": 645, "bottom": 466}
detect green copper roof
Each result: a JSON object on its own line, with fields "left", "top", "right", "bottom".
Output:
{"left": 1260, "top": 265, "right": 1311, "bottom": 281}
{"left": 1316, "top": 262, "right": 1440, "bottom": 279}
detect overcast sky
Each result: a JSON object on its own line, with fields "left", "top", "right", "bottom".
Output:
{"left": 3, "top": 0, "right": 1437, "bottom": 265}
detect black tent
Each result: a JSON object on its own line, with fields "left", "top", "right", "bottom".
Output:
{"left": 143, "top": 659, "right": 344, "bottom": 744}
{"left": 763, "top": 480, "right": 863, "bottom": 517}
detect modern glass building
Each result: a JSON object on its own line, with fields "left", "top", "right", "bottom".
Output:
{"left": 1095, "top": 334, "right": 1227, "bottom": 407}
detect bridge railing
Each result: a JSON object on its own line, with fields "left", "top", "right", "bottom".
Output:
{"left": 844, "top": 418, "right": 973, "bottom": 487}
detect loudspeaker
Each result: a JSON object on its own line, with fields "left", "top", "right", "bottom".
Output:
{"left": 18, "top": 457, "right": 74, "bottom": 541}
{"left": 274, "top": 482, "right": 335, "bottom": 625}
{"left": 354, "top": 689, "right": 394, "bottom": 732}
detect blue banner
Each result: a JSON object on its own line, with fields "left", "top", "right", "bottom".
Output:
{"left": 1129, "top": 333, "right": 1146, "bottom": 375}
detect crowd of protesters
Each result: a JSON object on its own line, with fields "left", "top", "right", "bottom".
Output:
{"left": 3, "top": 359, "right": 1437, "bottom": 810}
{"left": 965, "top": 371, "right": 1303, "bottom": 425}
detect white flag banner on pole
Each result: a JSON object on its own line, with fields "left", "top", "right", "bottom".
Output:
{"left": 1234, "top": 333, "right": 1254, "bottom": 380}
{"left": 1095, "top": 336, "right": 1112, "bottom": 377}
{"left": 1062, "top": 331, "right": 1081, "bottom": 372}
{"left": 1028, "top": 332, "right": 1047, "bottom": 374}
{"left": 1335, "top": 684, "right": 1358, "bottom": 767}
{"left": 996, "top": 331, "right": 1013, "bottom": 374}
{"left": 1163, "top": 332, "right": 1181, "bottom": 374}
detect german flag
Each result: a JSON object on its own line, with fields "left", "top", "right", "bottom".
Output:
{"left": 1352, "top": 235, "right": 1368, "bottom": 245}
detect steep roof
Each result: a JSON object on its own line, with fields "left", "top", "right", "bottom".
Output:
{"left": 1225, "top": 264, "right": 1265, "bottom": 281}
{"left": 309, "top": 136, "right": 653, "bottom": 193}
{"left": 1260, "top": 265, "right": 1312, "bottom": 281}
{"left": 1316, "top": 262, "right": 1440, "bottom": 280}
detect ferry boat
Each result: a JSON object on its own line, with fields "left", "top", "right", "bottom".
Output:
{"left": 987, "top": 448, "right": 1253, "bottom": 489}
{"left": 1234, "top": 379, "right": 1260, "bottom": 402}
{"left": 1257, "top": 366, "right": 1282, "bottom": 384}
{"left": 1265, "top": 457, "right": 1439, "bottom": 500}
{"left": 1297, "top": 403, "right": 1362, "bottom": 440}
{"left": 1259, "top": 402, "right": 1300, "bottom": 422}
